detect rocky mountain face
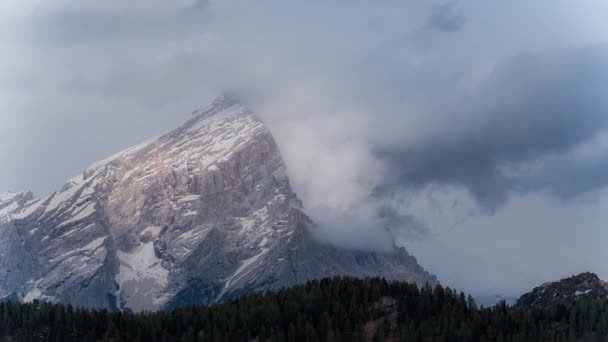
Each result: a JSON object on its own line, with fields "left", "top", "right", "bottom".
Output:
{"left": 0, "top": 192, "right": 34, "bottom": 223}
{"left": 517, "top": 272, "right": 608, "bottom": 308}
{"left": 0, "top": 96, "right": 436, "bottom": 312}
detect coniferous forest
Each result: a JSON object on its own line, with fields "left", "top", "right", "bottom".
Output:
{"left": 1, "top": 277, "right": 607, "bottom": 342}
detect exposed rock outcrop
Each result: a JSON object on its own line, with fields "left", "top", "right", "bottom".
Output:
{"left": 517, "top": 272, "right": 608, "bottom": 308}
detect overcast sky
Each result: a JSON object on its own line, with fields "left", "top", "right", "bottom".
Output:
{"left": 2, "top": 0, "right": 608, "bottom": 297}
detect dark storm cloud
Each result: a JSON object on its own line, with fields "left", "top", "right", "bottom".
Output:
{"left": 407, "top": 1, "right": 466, "bottom": 49}
{"left": 427, "top": 1, "right": 466, "bottom": 32}
{"left": 377, "top": 206, "right": 429, "bottom": 241}
{"left": 375, "top": 46, "right": 608, "bottom": 207}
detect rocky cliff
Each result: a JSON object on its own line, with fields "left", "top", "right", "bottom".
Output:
{"left": 517, "top": 272, "right": 608, "bottom": 308}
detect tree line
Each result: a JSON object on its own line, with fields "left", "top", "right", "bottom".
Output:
{"left": 1, "top": 277, "right": 607, "bottom": 341}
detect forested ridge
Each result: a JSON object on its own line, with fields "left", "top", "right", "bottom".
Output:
{"left": 1, "top": 277, "right": 607, "bottom": 342}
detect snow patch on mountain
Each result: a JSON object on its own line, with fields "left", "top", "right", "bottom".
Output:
{"left": 116, "top": 241, "right": 169, "bottom": 312}
{"left": 57, "top": 202, "right": 97, "bottom": 227}
{"left": 219, "top": 247, "right": 270, "bottom": 300}
{"left": 12, "top": 199, "right": 43, "bottom": 220}
{"left": 23, "top": 287, "right": 42, "bottom": 303}
{"left": 0, "top": 191, "right": 33, "bottom": 223}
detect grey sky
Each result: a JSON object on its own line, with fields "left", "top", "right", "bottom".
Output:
{"left": 2, "top": 0, "right": 608, "bottom": 296}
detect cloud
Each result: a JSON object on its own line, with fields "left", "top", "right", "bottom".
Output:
{"left": 377, "top": 206, "right": 429, "bottom": 241}
{"left": 374, "top": 46, "right": 608, "bottom": 207}
{"left": 40, "top": 0, "right": 198, "bottom": 15}
{"left": 29, "top": 1, "right": 209, "bottom": 45}
{"left": 427, "top": 1, "right": 466, "bottom": 32}
{"left": 403, "top": 188, "right": 608, "bottom": 295}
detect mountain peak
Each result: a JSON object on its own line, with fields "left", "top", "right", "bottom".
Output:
{"left": 0, "top": 191, "right": 32, "bottom": 202}
{"left": 182, "top": 94, "right": 255, "bottom": 137}
{"left": 517, "top": 272, "right": 608, "bottom": 308}
{"left": 211, "top": 92, "right": 240, "bottom": 109}
{"left": 190, "top": 93, "right": 243, "bottom": 118}
{"left": 0, "top": 97, "right": 436, "bottom": 312}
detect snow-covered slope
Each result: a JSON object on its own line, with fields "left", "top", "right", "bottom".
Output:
{"left": 0, "top": 95, "right": 437, "bottom": 311}
{"left": 0, "top": 192, "right": 33, "bottom": 223}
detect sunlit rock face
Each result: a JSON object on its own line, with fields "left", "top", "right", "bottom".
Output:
{"left": 0, "top": 96, "right": 436, "bottom": 311}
